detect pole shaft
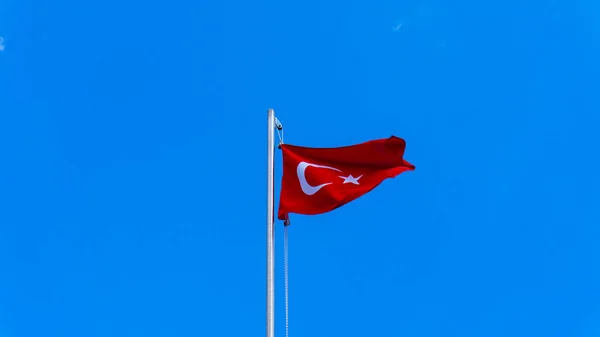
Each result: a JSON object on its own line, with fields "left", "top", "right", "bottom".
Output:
{"left": 266, "top": 109, "right": 275, "bottom": 337}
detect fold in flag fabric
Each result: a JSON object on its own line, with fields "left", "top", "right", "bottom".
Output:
{"left": 277, "top": 136, "right": 415, "bottom": 220}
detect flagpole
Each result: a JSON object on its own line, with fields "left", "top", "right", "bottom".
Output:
{"left": 266, "top": 108, "right": 276, "bottom": 337}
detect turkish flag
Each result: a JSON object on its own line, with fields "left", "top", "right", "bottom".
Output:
{"left": 277, "top": 136, "right": 415, "bottom": 220}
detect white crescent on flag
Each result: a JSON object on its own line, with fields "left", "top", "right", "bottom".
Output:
{"left": 296, "top": 161, "right": 342, "bottom": 195}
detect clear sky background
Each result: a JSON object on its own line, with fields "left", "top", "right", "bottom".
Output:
{"left": 1, "top": 0, "right": 599, "bottom": 336}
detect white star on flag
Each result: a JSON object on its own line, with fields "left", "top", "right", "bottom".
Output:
{"left": 339, "top": 174, "right": 362, "bottom": 185}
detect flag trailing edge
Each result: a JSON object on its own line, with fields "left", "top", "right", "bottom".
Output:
{"left": 277, "top": 135, "right": 415, "bottom": 220}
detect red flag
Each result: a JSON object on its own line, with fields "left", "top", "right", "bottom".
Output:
{"left": 277, "top": 136, "right": 415, "bottom": 220}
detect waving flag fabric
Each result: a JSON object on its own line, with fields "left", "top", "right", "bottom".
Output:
{"left": 277, "top": 136, "right": 415, "bottom": 220}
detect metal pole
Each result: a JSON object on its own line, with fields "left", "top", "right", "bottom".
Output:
{"left": 266, "top": 108, "right": 275, "bottom": 337}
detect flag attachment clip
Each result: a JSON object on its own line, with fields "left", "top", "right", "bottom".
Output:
{"left": 275, "top": 117, "right": 284, "bottom": 149}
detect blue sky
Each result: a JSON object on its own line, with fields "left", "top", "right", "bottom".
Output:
{"left": 1, "top": 0, "right": 600, "bottom": 336}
